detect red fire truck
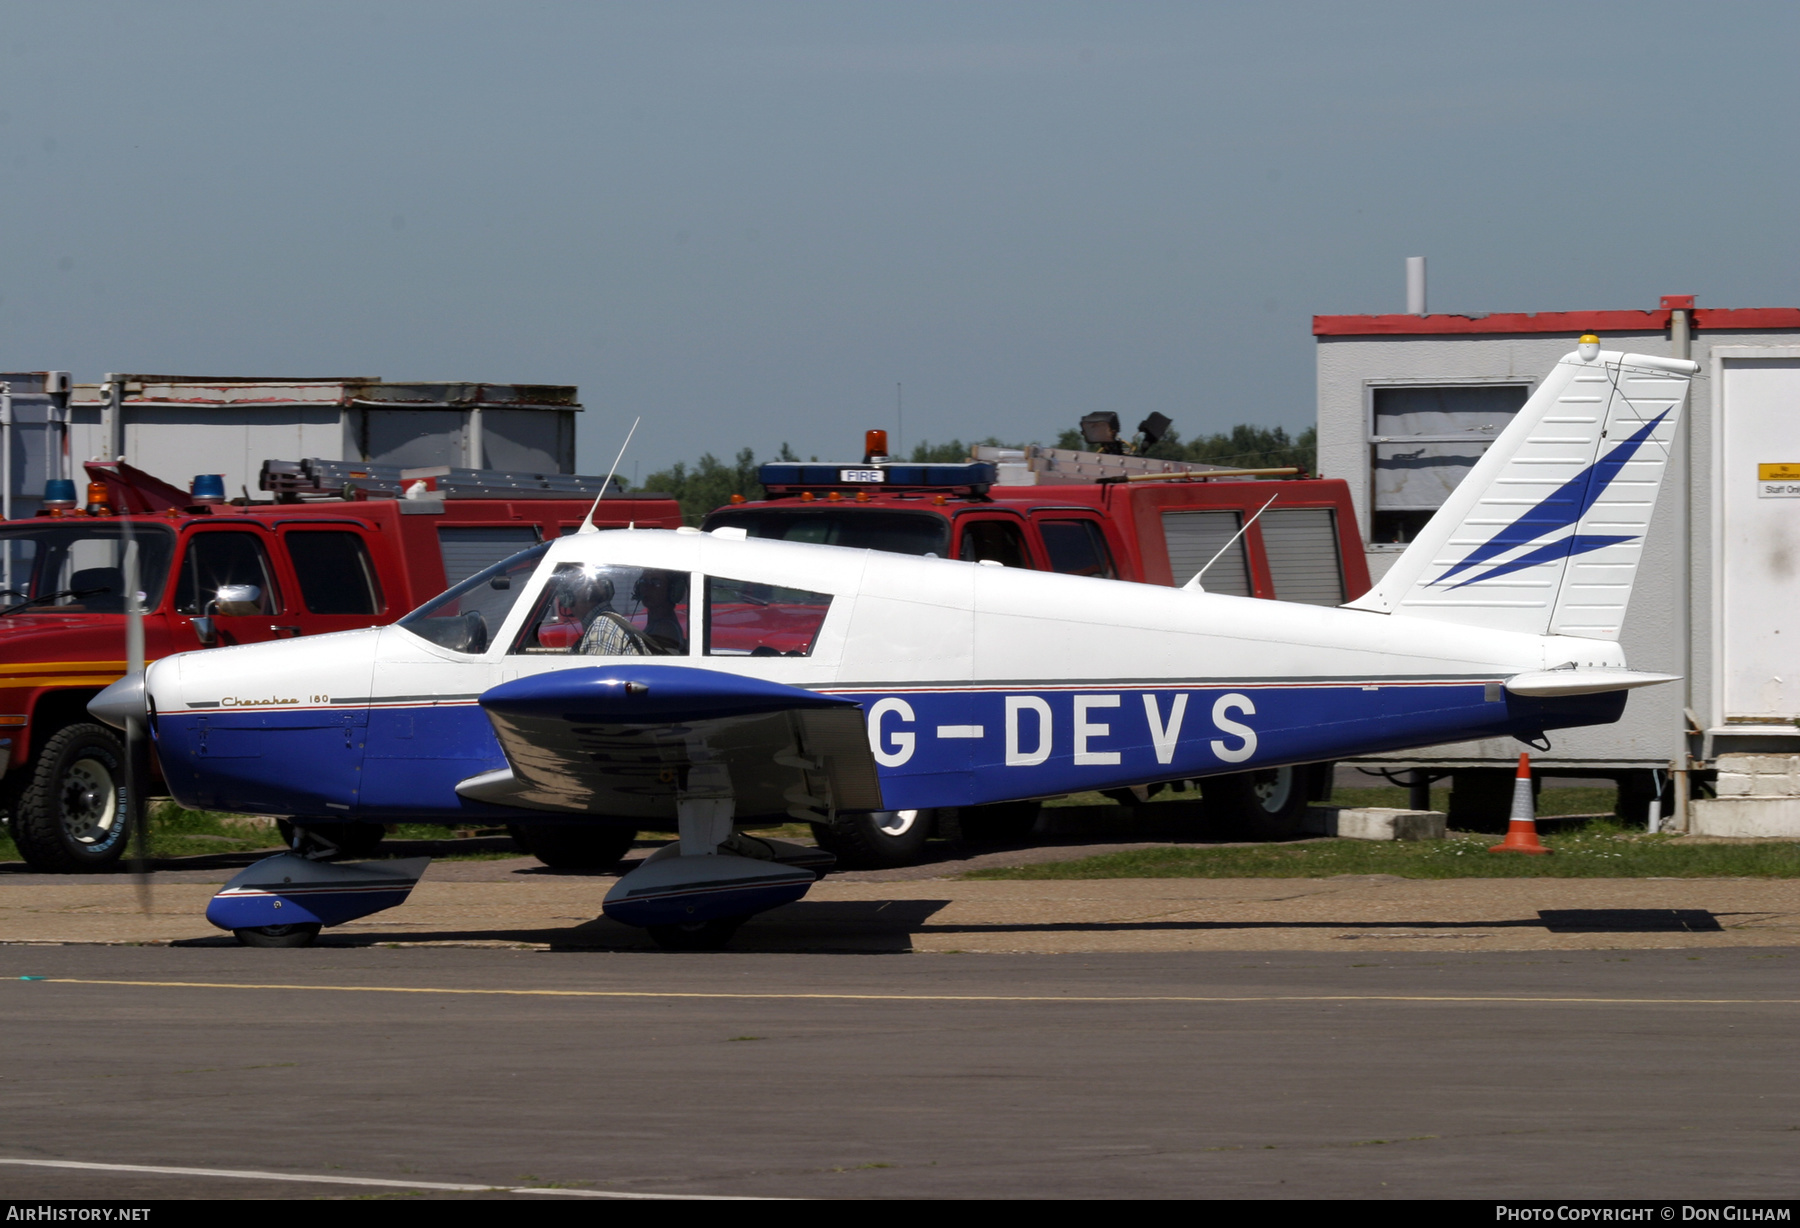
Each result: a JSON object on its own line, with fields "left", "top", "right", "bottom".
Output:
{"left": 0, "top": 457, "right": 682, "bottom": 872}
{"left": 702, "top": 431, "right": 1371, "bottom": 866}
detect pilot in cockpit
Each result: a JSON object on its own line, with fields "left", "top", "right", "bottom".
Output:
{"left": 522, "top": 563, "right": 687, "bottom": 656}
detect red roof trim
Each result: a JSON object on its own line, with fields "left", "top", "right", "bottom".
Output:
{"left": 1314, "top": 307, "right": 1800, "bottom": 336}
{"left": 1314, "top": 310, "right": 1667, "bottom": 336}
{"left": 1692, "top": 308, "right": 1800, "bottom": 329}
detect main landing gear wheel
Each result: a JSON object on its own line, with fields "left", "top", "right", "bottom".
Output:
{"left": 957, "top": 800, "right": 1042, "bottom": 844}
{"left": 519, "top": 825, "right": 638, "bottom": 870}
{"left": 10, "top": 723, "right": 134, "bottom": 872}
{"left": 1204, "top": 764, "right": 1322, "bottom": 840}
{"left": 276, "top": 819, "right": 386, "bottom": 859}
{"left": 810, "top": 810, "right": 934, "bottom": 869}
{"left": 232, "top": 923, "right": 322, "bottom": 948}
{"left": 646, "top": 915, "right": 746, "bottom": 951}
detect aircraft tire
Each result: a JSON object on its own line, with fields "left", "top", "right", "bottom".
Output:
{"left": 519, "top": 824, "right": 638, "bottom": 870}
{"left": 10, "top": 723, "right": 134, "bottom": 873}
{"left": 646, "top": 915, "right": 745, "bottom": 951}
{"left": 1100, "top": 783, "right": 1165, "bottom": 807}
{"left": 810, "top": 810, "right": 934, "bottom": 869}
{"left": 1205, "top": 764, "right": 1324, "bottom": 840}
{"left": 276, "top": 819, "right": 386, "bottom": 859}
{"left": 233, "top": 923, "right": 322, "bottom": 948}
{"left": 957, "top": 800, "right": 1042, "bottom": 844}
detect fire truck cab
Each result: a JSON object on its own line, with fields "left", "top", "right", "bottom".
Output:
{"left": 701, "top": 436, "right": 1371, "bottom": 866}
{"left": 0, "top": 457, "right": 683, "bottom": 872}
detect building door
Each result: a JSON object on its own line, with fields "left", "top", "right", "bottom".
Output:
{"left": 1719, "top": 355, "right": 1800, "bottom": 724}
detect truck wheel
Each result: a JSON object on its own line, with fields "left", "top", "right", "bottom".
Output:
{"left": 519, "top": 825, "right": 638, "bottom": 870}
{"left": 810, "top": 810, "right": 934, "bottom": 869}
{"left": 276, "top": 820, "right": 386, "bottom": 859}
{"left": 957, "top": 800, "right": 1042, "bottom": 844}
{"left": 11, "top": 723, "right": 134, "bottom": 872}
{"left": 1205, "top": 765, "right": 1319, "bottom": 840}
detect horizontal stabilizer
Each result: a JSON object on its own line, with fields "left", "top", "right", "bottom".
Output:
{"left": 1503, "top": 668, "right": 1680, "bottom": 697}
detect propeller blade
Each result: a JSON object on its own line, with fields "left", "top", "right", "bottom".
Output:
{"left": 120, "top": 526, "right": 151, "bottom": 913}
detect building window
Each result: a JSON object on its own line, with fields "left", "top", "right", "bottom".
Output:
{"left": 1369, "top": 384, "right": 1529, "bottom": 543}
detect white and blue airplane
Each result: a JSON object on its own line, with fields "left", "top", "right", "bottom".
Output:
{"left": 92, "top": 338, "right": 1697, "bottom": 948}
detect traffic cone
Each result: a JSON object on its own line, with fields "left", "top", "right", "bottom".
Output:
{"left": 1489, "top": 753, "right": 1551, "bottom": 855}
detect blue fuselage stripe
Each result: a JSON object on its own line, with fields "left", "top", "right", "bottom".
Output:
{"left": 154, "top": 681, "right": 1624, "bottom": 820}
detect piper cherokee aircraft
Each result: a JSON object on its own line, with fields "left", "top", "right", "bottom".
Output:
{"left": 92, "top": 338, "right": 1697, "bottom": 949}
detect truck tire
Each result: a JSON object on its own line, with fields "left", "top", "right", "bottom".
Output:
{"left": 11, "top": 723, "right": 135, "bottom": 872}
{"left": 1204, "top": 764, "right": 1322, "bottom": 841}
{"left": 810, "top": 810, "right": 935, "bottom": 869}
{"left": 519, "top": 824, "right": 638, "bottom": 870}
{"left": 957, "top": 800, "right": 1042, "bottom": 844}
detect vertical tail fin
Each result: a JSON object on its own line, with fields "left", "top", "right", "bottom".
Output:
{"left": 1346, "top": 342, "right": 1697, "bottom": 640}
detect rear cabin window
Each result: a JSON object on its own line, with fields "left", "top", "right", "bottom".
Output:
{"left": 956, "top": 519, "right": 1029, "bottom": 568}
{"left": 438, "top": 525, "right": 541, "bottom": 587}
{"left": 1038, "top": 519, "right": 1116, "bottom": 579}
{"left": 705, "top": 577, "right": 832, "bottom": 657}
{"left": 285, "top": 531, "right": 383, "bottom": 615}
{"left": 1259, "top": 508, "right": 1344, "bottom": 606}
{"left": 512, "top": 564, "right": 691, "bottom": 656}
{"left": 1161, "top": 510, "right": 1250, "bottom": 596}
{"left": 174, "top": 531, "right": 281, "bottom": 615}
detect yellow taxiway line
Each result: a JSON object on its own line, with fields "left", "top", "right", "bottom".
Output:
{"left": 13, "top": 977, "right": 1799, "bottom": 1006}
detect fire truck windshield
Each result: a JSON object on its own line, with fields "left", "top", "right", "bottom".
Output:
{"left": 703, "top": 509, "right": 950, "bottom": 557}
{"left": 0, "top": 522, "right": 176, "bottom": 614}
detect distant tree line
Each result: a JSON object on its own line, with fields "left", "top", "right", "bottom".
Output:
{"left": 1053, "top": 423, "right": 1316, "bottom": 473}
{"left": 633, "top": 426, "right": 1315, "bottom": 525}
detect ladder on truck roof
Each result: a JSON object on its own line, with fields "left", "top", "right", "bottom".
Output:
{"left": 260, "top": 458, "right": 642, "bottom": 502}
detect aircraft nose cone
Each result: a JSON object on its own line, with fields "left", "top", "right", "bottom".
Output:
{"left": 88, "top": 672, "right": 146, "bottom": 731}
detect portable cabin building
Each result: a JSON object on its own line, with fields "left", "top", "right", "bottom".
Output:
{"left": 1313, "top": 298, "right": 1800, "bottom": 835}
{"left": 38, "top": 376, "right": 580, "bottom": 518}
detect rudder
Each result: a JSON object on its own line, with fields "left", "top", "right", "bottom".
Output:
{"left": 1345, "top": 339, "right": 1697, "bottom": 640}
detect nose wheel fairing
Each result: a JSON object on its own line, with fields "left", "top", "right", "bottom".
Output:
{"left": 205, "top": 853, "right": 430, "bottom": 932}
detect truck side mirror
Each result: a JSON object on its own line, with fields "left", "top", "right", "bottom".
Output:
{"left": 192, "top": 616, "right": 217, "bottom": 647}
{"left": 212, "top": 584, "right": 262, "bottom": 617}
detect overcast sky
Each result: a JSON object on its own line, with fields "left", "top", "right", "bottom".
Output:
{"left": 3, "top": 1, "right": 1795, "bottom": 477}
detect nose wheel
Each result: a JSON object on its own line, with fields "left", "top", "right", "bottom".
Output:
{"left": 233, "top": 923, "right": 322, "bottom": 948}
{"left": 646, "top": 916, "right": 746, "bottom": 951}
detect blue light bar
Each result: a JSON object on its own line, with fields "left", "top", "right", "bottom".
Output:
{"left": 758, "top": 461, "right": 996, "bottom": 490}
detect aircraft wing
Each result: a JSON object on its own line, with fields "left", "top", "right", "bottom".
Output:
{"left": 455, "top": 665, "right": 885, "bottom": 823}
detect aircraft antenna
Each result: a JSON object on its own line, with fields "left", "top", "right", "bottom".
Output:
{"left": 578, "top": 416, "right": 641, "bottom": 536}
{"left": 1185, "top": 492, "right": 1279, "bottom": 591}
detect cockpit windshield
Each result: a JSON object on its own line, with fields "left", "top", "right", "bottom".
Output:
{"left": 398, "top": 542, "right": 550, "bottom": 654}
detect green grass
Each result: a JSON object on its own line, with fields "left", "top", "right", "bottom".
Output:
{"left": 966, "top": 819, "right": 1800, "bottom": 880}
{"left": 1045, "top": 784, "right": 1621, "bottom": 818}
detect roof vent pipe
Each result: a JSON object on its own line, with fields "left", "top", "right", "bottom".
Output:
{"left": 1405, "top": 256, "right": 1427, "bottom": 315}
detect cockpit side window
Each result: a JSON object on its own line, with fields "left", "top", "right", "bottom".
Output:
{"left": 511, "top": 563, "right": 691, "bottom": 656}
{"left": 705, "top": 576, "right": 832, "bottom": 657}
